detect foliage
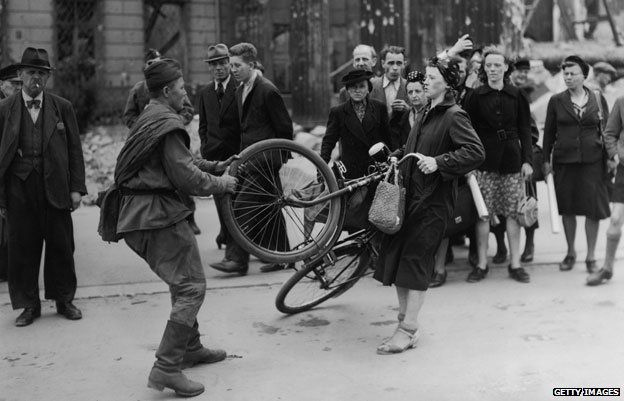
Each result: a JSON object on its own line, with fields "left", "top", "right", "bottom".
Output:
{"left": 54, "top": 55, "right": 97, "bottom": 133}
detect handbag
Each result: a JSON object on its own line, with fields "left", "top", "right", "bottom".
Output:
{"left": 444, "top": 182, "right": 478, "bottom": 238}
{"left": 516, "top": 182, "right": 538, "bottom": 228}
{"left": 368, "top": 163, "right": 406, "bottom": 234}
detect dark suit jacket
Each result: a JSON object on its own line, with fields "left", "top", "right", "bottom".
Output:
{"left": 543, "top": 87, "right": 609, "bottom": 164}
{"left": 236, "top": 75, "right": 293, "bottom": 150}
{"left": 197, "top": 77, "right": 240, "bottom": 160}
{"left": 0, "top": 92, "right": 87, "bottom": 209}
{"left": 320, "top": 98, "right": 391, "bottom": 179}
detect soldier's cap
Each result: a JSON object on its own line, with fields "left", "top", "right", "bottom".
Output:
{"left": 204, "top": 44, "right": 229, "bottom": 63}
{"left": 0, "top": 64, "right": 22, "bottom": 81}
{"left": 144, "top": 58, "right": 183, "bottom": 92}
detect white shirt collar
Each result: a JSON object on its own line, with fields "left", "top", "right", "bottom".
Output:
{"left": 215, "top": 75, "right": 231, "bottom": 90}
{"left": 382, "top": 75, "right": 400, "bottom": 90}
{"left": 22, "top": 90, "right": 43, "bottom": 104}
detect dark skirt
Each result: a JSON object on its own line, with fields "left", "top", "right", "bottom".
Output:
{"left": 554, "top": 160, "right": 610, "bottom": 220}
{"left": 373, "top": 202, "right": 448, "bottom": 291}
{"left": 610, "top": 164, "right": 624, "bottom": 203}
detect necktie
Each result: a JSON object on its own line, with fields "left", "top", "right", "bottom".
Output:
{"left": 27, "top": 99, "right": 41, "bottom": 109}
{"left": 216, "top": 83, "right": 225, "bottom": 103}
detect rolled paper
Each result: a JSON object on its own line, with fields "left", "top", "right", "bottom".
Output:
{"left": 467, "top": 174, "right": 489, "bottom": 219}
{"left": 546, "top": 173, "right": 561, "bottom": 233}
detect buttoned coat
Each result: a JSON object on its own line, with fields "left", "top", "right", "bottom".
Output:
{"left": 197, "top": 77, "right": 240, "bottom": 160}
{"left": 543, "top": 88, "right": 609, "bottom": 164}
{"left": 0, "top": 92, "right": 86, "bottom": 209}
{"left": 320, "top": 98, "right": 391, "bottom": 179}
{"left": 236, "top": 75, "right": 293, "bottom": 150}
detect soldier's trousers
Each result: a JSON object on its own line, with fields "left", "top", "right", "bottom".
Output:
{"left": 124, "top": 220, "right": 206, "bottom": 327}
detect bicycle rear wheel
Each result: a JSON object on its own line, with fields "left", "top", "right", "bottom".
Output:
{"left": 275, "top": 240, "right": 371, "bottom": 314}
{"left": 222, "top": 139, "right": 343, "bottom": 263}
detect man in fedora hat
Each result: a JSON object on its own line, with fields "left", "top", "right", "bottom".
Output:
{"left": 0, "top": 47, "right": 86, "bottom": 326}
{"left": 0, "top": 64, "right": 22, "bottom": 99}
{"left": 123, "top": 49, "right": 202, "bottom": 235}
{"left": 196, "top": 44, "right": 240, "bottom": 256}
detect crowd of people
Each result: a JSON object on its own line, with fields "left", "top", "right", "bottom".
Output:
{"left": 0, "top": 34, "right": 622, "bottom": 396}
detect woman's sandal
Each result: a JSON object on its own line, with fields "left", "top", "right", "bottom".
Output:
{"left": 376, "top": 326, "right": 420, "bottom": 355}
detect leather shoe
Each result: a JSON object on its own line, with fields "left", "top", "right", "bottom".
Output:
{"left": 467, "top": 266, "right": 488, "bottom": 283}
{"left": 585, "top": 259, "right": 597, "bottom": 273}
{"left": 586, "top": 268, "right": 613, "bottom": 286}
{"left": 56, "top": 301, "right": 82, "bottom": 320}
{"left": 508, "top": 266, "right": 530, "bottom": 283}
{"left": 209, "top": 258, "right": 229, "bottom": 270}
{"left": 492, "top": 248, "right": 508, "bottom": 264}
{"left": 211, "top": 260, "right": 248, "bottom": 276}
{"left": 429, "top": 270, "right": 447, "bottom": 288}
{"left": 259, "top": 262, "right": 294, "bottom": 273}
{"left": 15, "top": 307, "right": 41, "bottom": 327}
{"left": 559, "top": 255, "right": 576, "bottom": 271}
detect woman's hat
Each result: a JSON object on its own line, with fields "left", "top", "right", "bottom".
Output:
{"left": 562, "top": 55, "right": 589, "bottom": 78}
{"left": 16, "top": 47, "right": 53, "bottom": 71}
{"left": 341, "top": 69, "right": 373, "bottom": 87}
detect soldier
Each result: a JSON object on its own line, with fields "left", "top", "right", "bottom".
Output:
{"left": 0, "top": 48, "right": 86, "bottom": 326}
{"left": 122, "top": 49, "right": 202, "bottom": 235}
{"left": 112, "top": 58, "right": 237, "bottom": 397}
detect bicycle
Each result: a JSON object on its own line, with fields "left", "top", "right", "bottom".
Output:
{"left": 222, "top": 139, "right": 419, "bottom": 314}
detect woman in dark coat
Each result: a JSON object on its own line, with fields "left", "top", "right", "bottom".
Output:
{"left": 542, "top": 55, "right": 610, "bottom": 273}
{"left": 463, "top": 46, "right": 534, "bottom": 284}
{"left": 374, "top": 57, "right": 485, "bottom": 354}
{"left": 320, "top": 69, "right": 392, "bottom": 230}
{"left": 320, "top": 69, "right": 391, "bottom": 179}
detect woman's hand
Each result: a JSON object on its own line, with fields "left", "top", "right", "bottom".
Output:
{"left": 521, "top": 162, "right": 533, "bottom": 181}
{"left": 417, "top": 155, "right": 438, "bottom": 174}
{"left": 215, "top": 154, "right": 240, "bottom": 173}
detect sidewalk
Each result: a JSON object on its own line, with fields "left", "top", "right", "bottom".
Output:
{"left": 2, "top": 193, "right": 624, "bottom": 400}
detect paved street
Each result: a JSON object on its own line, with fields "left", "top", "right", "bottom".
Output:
{"left": 2, "top": 189, "right": 624, "bottom": 401}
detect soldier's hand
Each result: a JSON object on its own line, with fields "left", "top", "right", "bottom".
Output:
{"left": 222, "top": 174, "right": 238, "bottom": 194}
{"left": 70, "top": 192, "right": 82, "bottom": 211}
{"left": 215, "top": 154, "right": 240, "bottom": 173}
{"left": 0, "top": 208, "right": 6, "bottom": 219}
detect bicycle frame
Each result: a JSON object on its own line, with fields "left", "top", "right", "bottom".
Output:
{"left": 307, "top": 228, "right": 377, "bottom": 290}
{"left": 284, "top": 152, "right": 421, "bottom": 208}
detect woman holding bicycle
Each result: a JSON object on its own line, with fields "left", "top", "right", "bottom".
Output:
{"left": 374, "top": 57, "right": 485, "bottom": 354}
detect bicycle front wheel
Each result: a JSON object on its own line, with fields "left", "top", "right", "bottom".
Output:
{"left": 222, "top": 139, "right": 343, "bottom": 263}
{"left": 275, "top": 241, "right": 370, "bottom": 314}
